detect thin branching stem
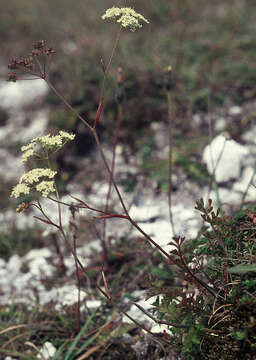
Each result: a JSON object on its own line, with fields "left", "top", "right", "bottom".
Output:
{"left": 176, "top": 240, "right": 217, "bottom": 298}
{"left": 100, "top": 28, "right": 122, "bottom": 99}
{"left": 166, "top": 90, "right": 176, "bottom": 236}
{"left": 44, "top": 79, "right": 93, "bottom": 131}
{"left": 103, "top": 104, "right": 123, "bottom": 244}
{"left": 132, "top": 302, "right": 189, "bottom": 328}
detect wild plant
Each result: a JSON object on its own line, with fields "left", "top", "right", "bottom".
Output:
{"left": 8, "top": 5, "right": 172, "bottom": 339}
{"left": 7, "top": 5, "right": 256, "bottom": 359}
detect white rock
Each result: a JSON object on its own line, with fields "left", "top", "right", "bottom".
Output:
{"left": 124, "top": 295, "right": 170, "bottom": 333}
{"left": 150, "top": 323, "right": 170, "bottom": 334}
{"left": 0, "top": 79, "right": 48, "bottom": 109}
{"left": 12, "top": 272, "right": 35, "bottom": 293}
{"left": 25, "top": 248, "right": 52, "bottom": 261}
{"left": 24, "top": 248, "right": 54, "bottom": 277}
{"left": 35, "top": 193, "right": 84, "bottom": 234}
{"left": 0, "top": 149, "right": 24, "bottom": 181}
{"left": 214, "top": 117, "right": 226, "bottom": 132}
{"left": 86, "top": 300, "right": 101, "bottom": 309}
{"left": 61, "top": 288, "right": 87, "bottom": 307}
{"left": 228, "top": 106, "right": 242, "bottom": 116}
{"left": 206, "top": 187, "right": 242, "bottom": 208}
{"left": 29, "top": 257, "right": 55, "bottom": 277}
{"left": 39, "top": 288, "right": 60, "bottom": 306}
{"left": 0, "top": 258, "right": 6, "bottom": 268}
{"left": 13, "top": 110, "right": 49, "bottom": 143}
{"left": 125, "top": 297, "right": 158, "bottom": 325}
{"left": 129, "top": 199, "right": 164, "bottom": 222}
{"left": 7, "top": 254, "right": 22, "bottom": 274}
{"left": 192, "top": 114, "right": 202, "bottom": 126}
{"left": 129, "top": 197, "right": 200, "bottom": 252}
{"left": 242, "top": 125, "right": 256, "bottom": 144}
{"left": 54, "top": 285, "right": 87, "bottom": 311}
{"left": 233, "top": 167, "right": 256, "bottom": 200}
{"left": 88, "top": 182, "right": 110, "bottom": 206}
{"left": 0, "top": 268, "right": 9, "bottom": 286}
{"left": 202, "top": 134, "right": 249, "bottom": 182}
{"left": 37, "top": 341, "right": 56, "bottom": 359}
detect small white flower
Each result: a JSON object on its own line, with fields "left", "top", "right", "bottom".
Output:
{"left": 21, "top": 142, "right": 36, "bottom": 152}
{"left": 20, "top": 168, "right": 57, "bottom": 185}
{"left": 11, "top": 183, "right": 30, "bottom": 198}
{"left": 22, "top": 148, "right": 35, "bottom": 162}
{"left": 11, "top": 168, "right": 57, "bottom": 199}
{"left": 11, "top": 130, "right": 75, "bottom": 200}
{"left": 20, "top": 130, "right": 76, "bottom": 158}
{"left": 59, "top": 130, "right": 76, "bottom": 141}
{"left": 39, "top": 134, "right": 62, "bottom": 147}
{"left": 36, "top": 180, "right": 55, "bottom": 197}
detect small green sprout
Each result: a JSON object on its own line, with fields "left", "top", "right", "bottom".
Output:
{"left": 102, "top": 7, "right": 149, "bottom": 32}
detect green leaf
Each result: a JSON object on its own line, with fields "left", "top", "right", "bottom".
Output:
{"left": 228, "top": 263, "right": 256, "bottom": 274}
{"left": 234, "top": 330, "right": 247, "bottom": 340}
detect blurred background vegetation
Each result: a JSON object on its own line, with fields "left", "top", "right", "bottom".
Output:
{"left": 1, "top": 0, "right": 255, "bottom": 198}
{"left": 2, "top": 0, "right": 256, "bottom": 117}
{"left": 0, "top": 0, "right": 255, "bottom": 206}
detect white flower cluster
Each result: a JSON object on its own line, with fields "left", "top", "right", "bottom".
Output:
{"left": 102, "top": 7, "right": 149, "bottom": 32}
{"left": 11, "top": 168, "right": 57, "bottom": 198}
{"left": 19, "top": 168, "right": 57, "bottom": 184}
{"left": 11, "top": 130, "right": 76, "bottom": 202}
{"left": 35, "top": 180, "right": 56, "bottom": 198}
{"left": 21, "top": 130, "right": 76, "bottom": 162}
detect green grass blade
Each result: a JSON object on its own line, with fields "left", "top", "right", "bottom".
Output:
{"left": 228, "top": 263, "right": 256, "bottom": 274}
{"left": 53, "top": 342, "right": 67, "bottom": 360}
{"left": 63, "top": 311, "right": 96, "bottom": 360}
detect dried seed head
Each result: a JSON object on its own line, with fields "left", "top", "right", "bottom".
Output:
{"left": 7, "top": 72, "right": 17, "bottom": 82}
{"left": 164, "top": 65, "right": 173, "bottom": 91}
{"left": 33, "top": 40, "right": 46, "bottom": 50}
{"left": 7, "top": 40, "right": 55, "bottom": 81}
{"left": 44, "top": 47, "right": 56, "bottom": 56}
{"left": 16, "top": 202, "right": 30, "bottom": 213}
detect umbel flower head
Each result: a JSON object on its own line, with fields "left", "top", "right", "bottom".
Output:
{"left": 21, "top": 130, "right": 76, "bottom": 162}
{"left": 102, "top": 7, "right": 149, "bottom": 32}
{"left": 11, "top": 130, "right": 75, "bottom": 200}
{"left": 11, "top": 168, "right": 57, "bottom": 199}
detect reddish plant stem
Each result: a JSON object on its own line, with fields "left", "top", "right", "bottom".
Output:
{"left": 208, "top": 219, "right": 229, "bottom": 289}
{"left": 43, "top": 79, "right": 218, "bottom": 287}
{"left": 176, "top": 241, "right": 217, "bottom": 297}
{"left": 72, "top": 222, "right": 81, "bottom": 332}
{"left": 45, "top": 78, "right": 92, "bottom": 131}
{"left": 166, "top": 90, "right": 176, "bottom": 235}
{"left": 102, "top": 104, "right": 123, "bottom": 246}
